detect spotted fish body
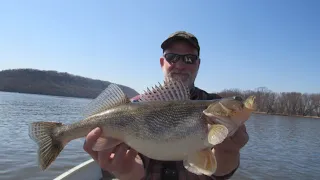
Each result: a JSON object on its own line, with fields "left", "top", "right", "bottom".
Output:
{"left": 29, "top": 79, "right": 256, "bottom": 176}
{"left": 75, "top": 100, "right": 214, "bottom": 160}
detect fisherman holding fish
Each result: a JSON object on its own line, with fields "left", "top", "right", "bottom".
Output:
{"left": 29, "top": 31, "right": 255, "bottom": 180}
{"left": 82, "top": 31, "right": 252, "bottom": 180}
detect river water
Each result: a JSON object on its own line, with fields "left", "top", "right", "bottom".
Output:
{"left": 0, "top": 91, "right": 319, "bottom": 180}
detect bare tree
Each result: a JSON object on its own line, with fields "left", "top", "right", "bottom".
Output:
{"left": 215, "top": 88, "right": 320, "bottom": 117}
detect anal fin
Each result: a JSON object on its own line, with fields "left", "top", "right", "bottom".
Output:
{"left": 92, "top": 137, "right": 122, "bottom": 151}
{"left": 183, "top": 148, "right": 217, "bottom": 176}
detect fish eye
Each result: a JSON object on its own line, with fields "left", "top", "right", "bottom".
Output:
{"left": 233, "top": 96, "right": 243, "bottom": 101}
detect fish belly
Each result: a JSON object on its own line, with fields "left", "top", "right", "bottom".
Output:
{"left": 124, "top": 129, "right": 209, "bottom": 161}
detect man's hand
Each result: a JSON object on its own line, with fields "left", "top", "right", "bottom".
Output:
{"left": 83, "top": 127, "right": 144, "bottom": 180}
{"left": 212, "top": 124, "right": 249, "bottom": 176}
{"left": 215, "top": 124, "right": 249, "bottom": 151}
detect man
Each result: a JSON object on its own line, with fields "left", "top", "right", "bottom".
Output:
{"left": 83, "top": 31, "right": 249, "bottom": 180}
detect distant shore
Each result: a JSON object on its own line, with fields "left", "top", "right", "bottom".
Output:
{"left": 0, "top": 68, "right": 139, "bottom": 99}
{"left": 1, "top": 68, "right": 319, "bottom": 119}
{"left": 2, "top": 90, "right": 319, "bottom": 119}
{"left": 253, "top": 111, "right": 320, "bottom": 119}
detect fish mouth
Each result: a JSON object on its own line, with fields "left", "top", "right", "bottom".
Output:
{"left": 244, "top": 96, "right": 257, "bottom": 110}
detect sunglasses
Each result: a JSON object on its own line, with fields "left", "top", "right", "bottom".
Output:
{"left": 164, "top": 53, "right": 199, "bottom": 64}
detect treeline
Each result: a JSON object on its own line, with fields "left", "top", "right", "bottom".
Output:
{"left": 0, "top": 68, "right": 138, "bottom": 99}
{"left": 217, "top": 87, "right": 320, "bottom": 117}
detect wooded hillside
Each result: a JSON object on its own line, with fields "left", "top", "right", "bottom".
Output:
{"left": 0, "top": 69, "right": 139, "bottom": 99}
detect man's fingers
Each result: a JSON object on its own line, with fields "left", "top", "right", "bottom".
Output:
{"left": 229, "top": 125, "right": 249, "bottom": 149}
{"left": 83, "top": 127, "right": 102, "bottom": 161}
{"left": 112, "top": 144, "right": 129, "bottom": 164}
{"left": 214, "top": 125, "right": 249, "bottom": 151}
{"left": 126, "top": 148, "right": 139, "bottom": 163}
{"left": 84, "top": 127, "right": 102, "bottom": 149}
{"left": 98, "top": 148, "right": 114, "bottom": 169}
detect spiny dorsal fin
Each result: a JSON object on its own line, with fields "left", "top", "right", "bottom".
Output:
{"left": 82, "top": 83, "right": 130, "bottom": 117}
{"left": 138, "top": 79, "right": 190, "bottom": 102}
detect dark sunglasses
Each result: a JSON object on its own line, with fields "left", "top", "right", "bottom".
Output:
{"left": 164, "top": 53, "right": 199, "bottom": 64}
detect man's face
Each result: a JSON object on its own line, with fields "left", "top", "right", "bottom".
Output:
{"left": 160, "top": 40, "right": 200, "bottom": 89}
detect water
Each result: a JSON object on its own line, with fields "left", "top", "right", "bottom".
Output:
{"left": 0, "top": 92, "right": 319, "bottom": 180}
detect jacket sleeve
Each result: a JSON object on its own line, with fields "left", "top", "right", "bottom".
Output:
{"left": 209, "top": 160, "right": 239, "bottom": 180}
{"left": 130, "top": 95, "right": 141, "bottom": 102}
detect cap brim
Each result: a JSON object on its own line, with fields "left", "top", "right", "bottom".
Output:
{"left": 161, "top": 36, "right": 199, "bottom": 51}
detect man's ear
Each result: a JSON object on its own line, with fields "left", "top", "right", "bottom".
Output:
{"left": 197, "top": 58, "right": 201, "bottom": 68}
{"left": 160, "top": 57, "right": 164, "bottom": 67}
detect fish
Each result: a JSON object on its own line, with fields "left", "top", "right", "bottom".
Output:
{"left": 28, "top": 79, "right": 256, "bottom": 176}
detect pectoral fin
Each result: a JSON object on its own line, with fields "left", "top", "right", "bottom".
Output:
{"left": 207, "top": 124, "right": 229, "bottom": 146}
{"left": 183, "top": 148, "right": 217, "bottom": 176}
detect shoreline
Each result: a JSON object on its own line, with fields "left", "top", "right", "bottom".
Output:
{"left": 1, "top": 90, "right": 319, "bottom": 119}
{"left": 253, "top": 111, "right": 320, "bottom": 119}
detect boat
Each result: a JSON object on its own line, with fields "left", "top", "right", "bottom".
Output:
{"left": 53, "top": 158, "right": 118, "bottom": 180}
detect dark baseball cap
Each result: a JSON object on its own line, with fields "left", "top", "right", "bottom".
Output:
{"left": 161, "top": 31, "right": 200, "bottom": 55}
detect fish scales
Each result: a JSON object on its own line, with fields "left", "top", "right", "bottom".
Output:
{"left": 127, "top": 101, "right": 210, "bottom": 141}
{"left": 57, "top": 101, "right": 211, "bottom": 144}
{"left": 49, "top": 100, "right": 213, "bottom": 162}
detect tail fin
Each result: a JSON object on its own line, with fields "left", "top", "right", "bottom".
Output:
{"left": 28, "top": 121, "right": 64, "bottom": 170}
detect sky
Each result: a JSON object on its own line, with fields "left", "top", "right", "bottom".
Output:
{"left": 0, "top": 0, "right": 319, "bottom": 94}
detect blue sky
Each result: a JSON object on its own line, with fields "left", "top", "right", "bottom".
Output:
{"left": 0, "top": 0, "right": 319, "bottom": 94}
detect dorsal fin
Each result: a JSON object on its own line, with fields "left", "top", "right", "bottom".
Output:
{"left": 138, "top": 79, "right": 190, "bottom": 102}
{"left": 82, "top": 83, "right": 131, "bottom": 117}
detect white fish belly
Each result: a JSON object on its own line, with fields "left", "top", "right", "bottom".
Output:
{"left": 125, "top": 132, "right": 209, "bottom": 161}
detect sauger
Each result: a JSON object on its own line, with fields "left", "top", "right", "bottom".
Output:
{"left": 28, "top": 79, "right": 256, "bottom": 176}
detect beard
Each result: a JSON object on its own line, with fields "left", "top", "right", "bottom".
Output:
{"left": 164, "top": 70, "right": 196, "bottom": 89}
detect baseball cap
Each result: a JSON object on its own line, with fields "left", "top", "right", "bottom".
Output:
{"left": 161, "top": 31, "right": 200, "bottom": 55}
